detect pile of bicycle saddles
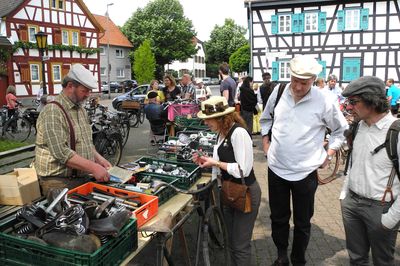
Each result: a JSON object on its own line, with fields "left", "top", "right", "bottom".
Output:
{"left": 10, "top": 188, "right": 132, "bottom": 253}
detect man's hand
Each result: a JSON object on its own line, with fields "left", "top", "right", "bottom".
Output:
{"left": 91, "top": 164, "right": 110, "bottom": 182}
{"left": 262, "top": 135, "right": 270, "bottom": 158}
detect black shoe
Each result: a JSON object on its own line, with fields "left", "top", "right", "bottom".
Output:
{"left": 271, "top": 258, "right": 289, "bottom": 266}
{"left": 252, "top": 143, "right": 257, "bottom": 147}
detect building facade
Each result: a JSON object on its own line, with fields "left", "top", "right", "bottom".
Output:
{"left": 93, "top": 14, "right": 133, "bottom": 85}
{"left": 0, "top": 0, "right": 103, "bottom": 100}
{"left": 165, "top": 37, "right": 206, "bottom": 79}
{"left": 245, "top": 0, "right": 400, "bottom": 86}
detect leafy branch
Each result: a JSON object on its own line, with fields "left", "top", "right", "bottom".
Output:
{"left": 12, "top": 41, "right": 100, "bottom": 55}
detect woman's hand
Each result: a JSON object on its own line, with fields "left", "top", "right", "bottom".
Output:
{"left": 197, "top": 156, "right": 218, "bottom": 168}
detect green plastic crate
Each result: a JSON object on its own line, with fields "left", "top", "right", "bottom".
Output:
{"left": 174, "top": 116, "right": 209, "bottom": 131}
{"left": 0, "top": 218, "right": 137, "bottom": 266}
{"left": 142, "top": 175, "right": 179, "bottom": 205}
{"left": 135, "top": 157, "right": 200, "bottom": 189}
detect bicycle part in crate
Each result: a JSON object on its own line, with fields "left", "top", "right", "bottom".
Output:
{"left": 134, "top": 157, "right": 201, "bottom": 189}
{"left": 167, "top": 104, "right": 199, "bottom": 121}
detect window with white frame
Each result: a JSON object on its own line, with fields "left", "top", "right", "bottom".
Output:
{"left": 52, "top": 65, "right": 61, "bottom": 82}
{"left": 116, "top": 68, "right": 124, "bottom": 78}
{"left": 116, "top": 49, "right": 124, "bottom": 58}
{"left": 51, "top": 0, "right": 64, "bottom": 10}
{"left": 305, "top": 13, "right": 318, "bottom": 32}
{"left": 279, "top": 61, "right": 291, "bottom": 80}
{"left": 30, "top": 64, "right": 40, "bottom": 82}
{"left": 345, "top": 9, "right": 360, "bottom": 30}
{"left": 62, "top": 30, "right": 69, "bottom": 45}
{"left": 72, "top": 31, "right": 79, "bottom": 46}
{"left": 279, "top": 14, "right": 291, "bottom": 33}
{"left": 28, "top": 26, "right": 37, "bottom": 42}
{"left": 100, "top": 67, "right": 106, "bottom": 76}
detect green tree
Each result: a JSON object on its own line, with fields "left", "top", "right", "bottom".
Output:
{"left": 229, "top": 44, "right": 250, "bottom": 73}
{"left": 122, "top": 0, "right": 197, "bottom": 78}
{"left": 133, "top": 39, "right": 156, "bottom": 84}
{"left": 204, "top": 19, "right": 247, "bottom": 65}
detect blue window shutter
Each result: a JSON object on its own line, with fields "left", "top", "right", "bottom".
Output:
{"left": 298, "top": 13, "right": 305, "bottom": 33}
{"left": 291, "top": 14, "right": 299, "bottom": 33}
{"left": 337, "top": 10, "right": 345, "bottom": 31}
{"left": 360, "top": 8, "right": 369, "bottom": 30}
{"left": 318, "top": 60, "right": 326, "bottom": 79}
{"left": 343, "top": 58, "right": 361, "bottom": 81}
{"left": 272, "top": 61, "right": 279, "bottom": 81}
{"left": 271, "top": 15, "right": 278, "bottom": 34}
{"left": 318, "top": 12, "right": 327, "bottom": 32}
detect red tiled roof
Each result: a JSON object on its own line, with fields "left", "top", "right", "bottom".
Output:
{"left": 93, "top": 14, "right": 133, "bottom": 48}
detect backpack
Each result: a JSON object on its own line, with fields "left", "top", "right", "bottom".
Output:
{"left": 259, "top": 81, "right": 277, "bottom": 110}
{"left": 267, "top": 83, "right": 287, "bottom": 140}
{"left": 344, "top": 119, "right": 400, "bottom": 180}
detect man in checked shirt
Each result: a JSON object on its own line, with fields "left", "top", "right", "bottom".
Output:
{"left": 35, "top": 64, "right": 111, "bottom": 195}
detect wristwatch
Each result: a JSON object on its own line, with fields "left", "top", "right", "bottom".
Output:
{"left": 215, "top": 161, "right": 221, "bottom": 168}
{"left": 327, "top": 155, "right": 333, "bottom": 161}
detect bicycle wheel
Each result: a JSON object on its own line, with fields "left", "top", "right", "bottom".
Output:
{"left": 120, "top": 120, "right": 130, "bottom": 147}
{"left": 96, "top": 134, "right": 122, "bottom": 166}
{"left": 139, "top": 108, "right": 145, "bottom": 124}
{"left": 128, "top": 111, "right": 139, "bottom": 127}
{"left": 3, "top": 116, "right": 31, "bottom": 142}
{"left": 317, "top": 150, "right": 340, "bottom": 185}
{"left": 202, "top": 206, "right": 230, "bottom": 266}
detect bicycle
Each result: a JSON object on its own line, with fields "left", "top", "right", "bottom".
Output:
{"left": 0, "top": 103, "right": 32, "bottom": 142}
{"left": 151, "top": 178, "right": 230, "bottom": 266}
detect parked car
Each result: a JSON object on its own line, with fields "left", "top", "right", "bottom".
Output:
{"left": 109, "top": 82, "right": 123, "bottom": 93}
{"left": 202, "top": 77, "right": 211, "bottom": 85}
{"left": 122, "top": 80, "right": 138, "bottom": 91}
{"left": 210, "top": 78, "right": 220, "bottom": 85}
{"left": 112, "top": 84, "right": 165, "bottom": 110}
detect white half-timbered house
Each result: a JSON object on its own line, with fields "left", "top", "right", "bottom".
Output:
{"left": 0, "top": 0, "right": 104, "bottom": 99}
{"left": 245, "top": 0, "right": 400, "bottom": 86}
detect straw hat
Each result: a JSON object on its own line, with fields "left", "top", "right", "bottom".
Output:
{"left": 197, "top": 96, "right": 235, "bottom": 119}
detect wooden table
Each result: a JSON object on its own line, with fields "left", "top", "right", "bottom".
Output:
{"left": 121, "top": 175, "right": 211, "bottom": 266}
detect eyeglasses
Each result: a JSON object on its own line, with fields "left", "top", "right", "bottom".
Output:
{"left": 203, "top": 102, "right": 227, "bottom": 115}
{"left": 347, "top": 99, "right": 361, "bottom": 106}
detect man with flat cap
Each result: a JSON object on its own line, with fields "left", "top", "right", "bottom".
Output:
{"left": 260, "top": 55, "right": 347, "bottom": 266}
{"left": 339, "top": 76, "right": 400, "bottom": 266}
{"left": 35, "top": 64, "right": 112, "bottom": 195}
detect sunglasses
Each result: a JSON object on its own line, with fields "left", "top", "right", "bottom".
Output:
{"left": 347, "top": 98, "right": 361, "bottom": 106}
{"left": 203, "top": 102, "right": 227, "bottom": 115}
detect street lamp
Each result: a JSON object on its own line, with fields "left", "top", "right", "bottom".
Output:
{"left": 106, "top": 3, "right": 114, "bottom": 99}
{"left": 35, "top": 31, "right": 48, "bottom": 95}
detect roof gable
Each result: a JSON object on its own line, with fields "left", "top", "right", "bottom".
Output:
{"left": 93, "top": 14, "right": 133, "bottom": 48}
{"left": 0, "top": 0, "right": 24, "bottom": 18}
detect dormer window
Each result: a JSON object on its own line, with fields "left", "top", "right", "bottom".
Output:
{"left": 51, "top": 0, "right": 64, "bottom": 10}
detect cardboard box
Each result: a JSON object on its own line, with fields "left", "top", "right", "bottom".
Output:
{"left": 0, "top": 168, "right": 41, "bottom": 205}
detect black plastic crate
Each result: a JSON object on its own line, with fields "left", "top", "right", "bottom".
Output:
{"left": 0, "top": 218, "right": 137, "bottom": 266}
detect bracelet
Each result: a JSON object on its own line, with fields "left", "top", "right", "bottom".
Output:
{"left": 215, "top": 161, "right": 221, "bottom": 168}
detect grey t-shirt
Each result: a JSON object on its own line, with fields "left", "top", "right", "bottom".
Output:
{"left": 220, "top": 76, "right": 237, "bottom": 107}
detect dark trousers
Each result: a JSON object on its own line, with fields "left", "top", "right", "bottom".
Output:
{"left": 268, "top": 168, "right": 318, "bottom": 265}
{"left": 223, "top": 180, "right": 261, "bottom": 266}
{"left": 341, "top": 191, "right": 399, "bottom": 266}
{"left": 240, "top": 110, "right": 253, "bottom": 135}
{"left": 390, "top": 104, "right": 399, "bottom": 115}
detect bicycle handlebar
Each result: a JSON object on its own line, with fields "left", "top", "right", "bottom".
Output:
{"left": 153, "top": 178, "right": 215, "bottom": 195}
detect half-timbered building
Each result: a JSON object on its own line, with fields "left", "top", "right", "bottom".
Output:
{"left": 245, "top": 0, "right": 400, "bottom": 86}
{"left": 0, "top": 0, "right": 104, "bottom": 100}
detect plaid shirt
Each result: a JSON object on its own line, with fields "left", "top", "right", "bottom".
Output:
{"left": 181, "top": 83, "right": 196, "bottom": 99}
{"left": 35, "top": 92, "right": 94, "bottom": 177}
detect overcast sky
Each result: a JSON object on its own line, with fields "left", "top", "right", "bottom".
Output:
{"left": 83, "top": 0, "right": 248, "bottom": 41}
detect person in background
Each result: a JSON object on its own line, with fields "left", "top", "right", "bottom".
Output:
{"left": 340, "top": 76, "right": 400, "bottom": 266}
{"left": 386, "top": 78, "right": 400, "bottom": 115}
{"left": 252, "top": 83, "right": 262, "bottom": 135}
{"left": 260, "top": 55, "right": 347, "bottom": 266}
{"left": 219, "top": 63, "right": 237, "bottom": 107}
{"left": 325, "top": 74, "right": 345, "bottom": 105}
{"left": 195, "top": 78, "right": 211, "bottom": 101}
{"left": 35, "top": 64, "right": 112, "bottom": 195}
{"left": 162, "top": 74, "right": 181, "bottom": 102}
{"left": 238, "top": 76, "right": 257, "bottom": 139}
{"left": 5, "top": 85, "right": 18, "bottom": 131}
{"left": 145, "top": 79, "right": 165, "bottom": 104}
{"left": 258, "top": 72, "right": 275, "bottom": 110}
{"left": 180, "top": 74, "right": 196, "bottom": 100}
{"left": 193, "top": 96, "right": 261, "bottom": 266}
{"left": 314, "top": 77, "right": 325, "bottom": 89}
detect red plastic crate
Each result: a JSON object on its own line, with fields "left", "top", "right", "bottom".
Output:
{"left": 69, "top": 182, "right": 158, "bottom": 228}
{"left": 167, "top": 104, "right": 199, "bottom": 121}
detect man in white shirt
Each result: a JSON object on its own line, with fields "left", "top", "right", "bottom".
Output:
{"left": 324, "top": 74, "right": 345, "bottom": 105}
{"left": 260, "top": 55, "right": 347, "bottom": 266}
{"left": 340, "top": 76, "right": 400, "bottom": 266}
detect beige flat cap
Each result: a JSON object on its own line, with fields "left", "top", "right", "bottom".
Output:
{"left": 289, "top": 55, "right": 322, "bottom": 79}
{"left": 66, "top": 64, "right": 98, "bottom": 90}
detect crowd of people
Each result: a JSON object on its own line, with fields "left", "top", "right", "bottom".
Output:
{"left": 4, "top": 57, "right": 400, "bottom": 266}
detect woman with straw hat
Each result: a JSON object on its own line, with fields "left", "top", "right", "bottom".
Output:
{"left": 193, "top": 96, "right": 261, "bottom": 266}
